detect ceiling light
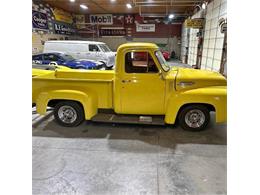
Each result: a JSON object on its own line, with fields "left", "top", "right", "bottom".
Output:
{"left": 70, "top": 0, "right": 75, "bottom": 2}
{"left": 202, "top": 2, "right": 207, "bottom": 9}
{"left": 110, "top": 0, "right": 116, "bottom": 2}
{"left": 126, "top": 3, "right": 132, "bottom": 9}
{"left": 80, "top": 4, "right": 88, "bottom": 9}
{"left": 168, "top": 14, "right": 174, "bottom": 19}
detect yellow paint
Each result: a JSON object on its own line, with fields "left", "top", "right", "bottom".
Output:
{"left": 32, "top": 68, "right": 52, "bottom": 77}
{"left": 32, "top": 65, "right": 71, "bottom": 77}
{"left": 52, "top": 8, "right": 73, "bottom": 24}
{"left": 32, "top": 42, "right": 227, "bottom": 124}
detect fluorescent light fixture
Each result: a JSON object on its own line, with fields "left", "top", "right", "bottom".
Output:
{"left": 126, "top": 3, "right": 132, "bottom": 9}
{"left": 80, "top": 4, "right": 88, "bottom": 9}
{"left": 202, "top": 2, "right": 206, "bottom": 9}
{"left": 168, "top": 14, "right": 174, "bottom": 19}
{"left": 70, "top": 0, "right": 75, "bottom": 2}
{"left": 110, "top": 0, "right": 116, "bottom": 2}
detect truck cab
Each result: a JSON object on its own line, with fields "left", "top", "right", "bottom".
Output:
{"left": 33, "top": 42, "right": 227, "bottom": 131}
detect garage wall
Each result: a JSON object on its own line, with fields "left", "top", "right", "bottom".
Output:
{"left": 32, "top": 32, "right": 80, "bottom": 54}
{"left": 180, "top": 25, "right": 190, "bottom": 63}
{"left": 180, "top": 0, "right": 227, "bottom": 72}
{"left": 187, "top": 10, "right": 203, "bottom": 66}
{"left": 201, "top": 0, "right": 227, "bottom": 71}
{"left": 32, "top": 1, "right": 78, "bottom": 54}
{"left": 82, "top": 37, "right": 181, "bottom": 58}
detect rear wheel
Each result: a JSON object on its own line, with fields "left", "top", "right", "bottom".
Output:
{"left": 178, "top": 105, "right": 210, "bottom": 131}
{"left": 54, "top": 101, "right": 85, "bottom": 127}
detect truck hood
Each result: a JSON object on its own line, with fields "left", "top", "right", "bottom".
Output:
{"left": 169, "top": 68, "right": 227, "bottom": 91}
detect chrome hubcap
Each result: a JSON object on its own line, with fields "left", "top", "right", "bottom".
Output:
{"left": 185, "top": 109, "right": 205, "bottom": 128}
{"left": 58, "top": 105, "right": 77, "bottom": 124}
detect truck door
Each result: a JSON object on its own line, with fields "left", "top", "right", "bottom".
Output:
{"left": 119, "top": 51, "right": 166, "bottom": 115}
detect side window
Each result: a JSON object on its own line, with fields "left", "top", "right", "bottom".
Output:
{"left": 89, "top": 44, "right": 100, "bottom": 52}
{"left": 43, "top": 54, "right": 59, "bottom": 61}
{"left": 125, "top": 51, "right": 158, "bottom": 73}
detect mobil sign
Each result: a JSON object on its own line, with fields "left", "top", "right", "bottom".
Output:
{"left": 90, "top": 14, "right": 113, "bottom": 25}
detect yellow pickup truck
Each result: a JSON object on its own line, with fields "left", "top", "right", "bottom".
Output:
{"left": 32, "top": 42, "right": 226, "bottom": 131}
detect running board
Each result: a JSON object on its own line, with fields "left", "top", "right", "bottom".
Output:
{"left": 91, "top": 113, "right": 165, "bottom": 126}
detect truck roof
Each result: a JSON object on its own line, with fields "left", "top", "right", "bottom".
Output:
{"left": 117, "top": 42, "right": 159, "bottom": 50}
{"left": 45, "top": 40, "right": 106, "bottom": 44}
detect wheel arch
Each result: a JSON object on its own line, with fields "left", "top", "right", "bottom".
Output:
{"left": 36, "top": 89, "right": 98, "bottom": 120}
{"left": 164, "top": 87, "right": 226, "bottom": 124}
{"left": 165, "top": 102, "right": 215, "bottom": 124}
{"left": 176, "top": 103, "right": 215, "bottom": 120}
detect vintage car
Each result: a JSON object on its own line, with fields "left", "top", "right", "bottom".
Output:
{"left": 32, "top": 52, "right": 104, "bottom": 70}
{"left": 43, "top": 40, "right": 116, "bottom": 69}
{"left": 161, "top": 50, "right": 170, "bottom": 61}
{"left": 32, "top": 42, "right": 227, "bottom": 131}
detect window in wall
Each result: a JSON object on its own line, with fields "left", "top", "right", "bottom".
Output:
{"left": 125, "top": 51, "right": 158, "bottom": 73}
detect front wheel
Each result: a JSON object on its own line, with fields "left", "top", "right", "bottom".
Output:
{"left": 54, "top": 101, "right": 85, "bottom": 127}
{"left": 178, "top": 105, "right": 210, "bottom": 131}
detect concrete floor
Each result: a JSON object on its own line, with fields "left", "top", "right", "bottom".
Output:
{"left": 32, "top": 108, "right": 226, "bottom": 195}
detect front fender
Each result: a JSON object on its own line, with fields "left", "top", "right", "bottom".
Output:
{"left": 36, "top": 89, "right": 98, "bottom": 120}
{"left": 165, "top": 86, "right": 227, "bottom": 124}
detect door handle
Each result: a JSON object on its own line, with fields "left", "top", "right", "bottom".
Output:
{"left": 122, "top": 79, "right": 131, "bottom": 83}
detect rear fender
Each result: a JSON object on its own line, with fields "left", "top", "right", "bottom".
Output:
{"left": 36, "top": 89, "right": 98, "bottom": 120}
{"left": 165, "top": 87, "right": 227, "bottom": 124}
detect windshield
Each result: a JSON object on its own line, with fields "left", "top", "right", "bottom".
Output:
{"left": 61, "top": 54, "right": 75, "bottom": 61}
{"left": 99, "top": 44, "right": 111, "bottom": 52}
{"left": 155, "top": 50, "right": 170, "bottom": 72}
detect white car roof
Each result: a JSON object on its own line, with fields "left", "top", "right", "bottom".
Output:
{"left": 45, "top": 40, "right": 106, "bottom": 44}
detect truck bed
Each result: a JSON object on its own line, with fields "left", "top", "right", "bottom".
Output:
{"left": 32, "top": 69, "right": 115, "bottom": 109}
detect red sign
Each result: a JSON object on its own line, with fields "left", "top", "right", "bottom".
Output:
{"left": 124, "top": 14, "right": 134, "bottom": 24}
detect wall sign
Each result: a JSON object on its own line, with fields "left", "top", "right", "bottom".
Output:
{"left": 52, "top": 8, "right": 73, "bottom": 24}
{"left": 74, "top": 14, "right": 85, "bottom": 29}
{"left": 136, "top": 24, "right": 155, "bottom": 32}
{"left": 99, "top": 28, "right": 126, "bottom": 36}
{"left": 185, "top": 18, "right": 204, "bottom": 29}
{"left": 125, "top": 14, "right": 134, "bottom": 24}
{"left": 32, "top": 10, "right": 48, "bottom": 30}
{"left": 54, "top": 22, "right": 76, "bottom": 35}
{"left": 90, "top": 14, "right": 113, "bottom": 25}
